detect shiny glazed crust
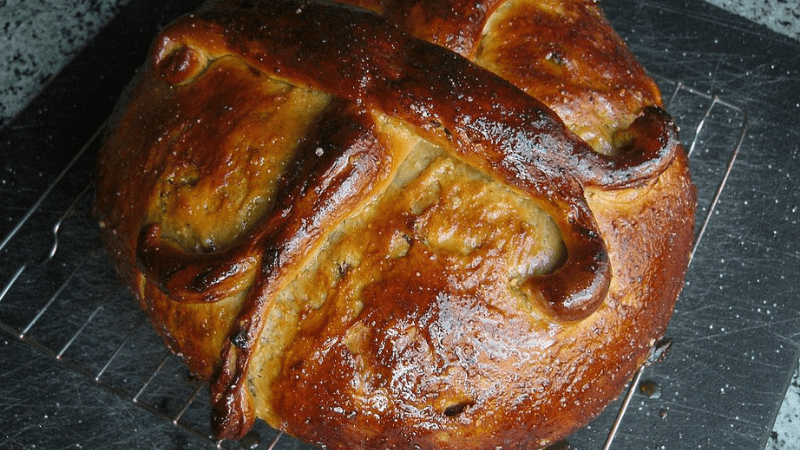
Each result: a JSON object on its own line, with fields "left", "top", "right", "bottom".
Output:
{"left": 94, "top": 0, "right": 697, "bottom": 448}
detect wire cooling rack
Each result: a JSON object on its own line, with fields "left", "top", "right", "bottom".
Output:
{"left": 0, "top": 76, "right": 747, "bottom": 450}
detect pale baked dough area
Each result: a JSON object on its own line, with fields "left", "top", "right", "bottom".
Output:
{"left": 247, "top": 117, "right": 567, "bottom": 426}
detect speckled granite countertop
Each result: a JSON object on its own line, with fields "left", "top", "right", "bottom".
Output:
{"left": 0, "top": 1, "right": 798, "bottom": 449}
{"left": 704, "top": 0, "right": 800, "bottom": 41}
{"left": 0, "top": 0, "right": 134, "bottom": 127}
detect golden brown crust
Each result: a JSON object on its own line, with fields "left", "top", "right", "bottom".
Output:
{"left": 95, "top": 0, "right": 697, "bottom": 448}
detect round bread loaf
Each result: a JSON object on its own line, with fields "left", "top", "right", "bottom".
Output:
{"left": 95, "top": 0, "right": 697, "bottom": 448}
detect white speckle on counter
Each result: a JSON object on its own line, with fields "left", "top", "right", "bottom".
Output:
{"left": 0, "top": 0, "right": 133, "bottom": 127}
{"left": 703, "top": 0, "right": 800, "bottom": 41}
{"left": 766, "top": 366, "right": 800, "bottom": 449}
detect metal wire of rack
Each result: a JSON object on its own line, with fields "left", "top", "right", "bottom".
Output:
{"left": 0, "top": 76, "right": 747, "bottom": 450}
{"left": 600, "top": 76, "right": 748, "bottom": 450}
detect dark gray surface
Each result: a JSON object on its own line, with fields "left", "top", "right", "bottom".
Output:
{"left": 1, "top": 336, "right": 214, "bottom": 450}
{"left": 600, "top": 1, "right": 800, "bottom": 448}
{"left": 1, "top": 0, "right": 799, "bottom": 449}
